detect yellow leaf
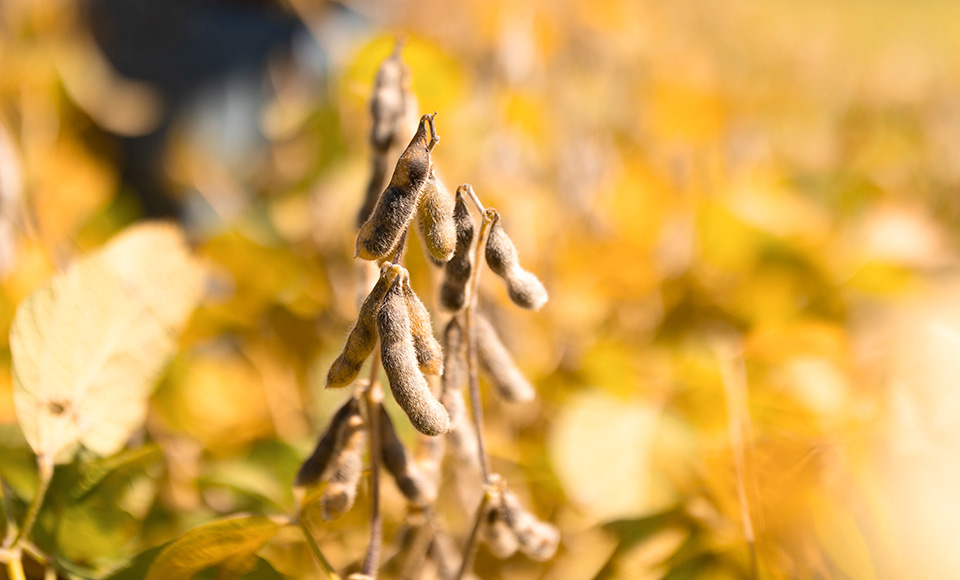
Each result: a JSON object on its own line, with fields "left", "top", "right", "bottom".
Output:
{"left": 10, "top": 222, "right": 204, "bottom": 463}
{"left": 144, "top": 515, "right": 281, "bottom": 580}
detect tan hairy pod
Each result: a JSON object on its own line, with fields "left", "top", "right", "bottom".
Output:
{"left": 357, "top": 113, "right": 439, "bottom": 261}
{"left": 380, "top": 407, "right": 438, "bottom": 507}
{"left": 295, "top": 396, "right": 360, "bottom": 487}
{"left": 476, "top": 314, "right": 536, "bottom": 403}
{"left": 378, "top": 275, "right": 450, "bottom": 436}
{"left": 438, "top": 318, "right": 480, "bottom": 469}
{"left": 417, "top": 168, "right": 457, "bottom": 264}
{"left": 427, "top": 530, "right": 464, "bottom": 580}
{"left": 481, "top": 489, "right": 520, "bottom": 558}
{"left": 327, "top": 262, "right": 403, "bottom": 389}
{"left": 484, "top": 209, "right": 548, "bottom": 310}
{"left": 321, "top": 404, "right": 366, "bottom": 521}
{"left": 369, "top": 42, "right": 410, "bottom": 153}
{"left": 402, "top": 275, "right": 444, "bottom": 375}
{"left": 439, "top": 187, "right": 475, "bottom": 311}
{"left": 499, "top": 487, "right": 560, "bottom": 561}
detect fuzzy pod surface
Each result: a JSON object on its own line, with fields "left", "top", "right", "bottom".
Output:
{"left": 476, "top": 313, "right": 536, "bottom": 403}
{"left": 321, "top": 406, "right": 366, "bottom": 521}
{"left": 357, "top": 114, "right": 437, "bottom": 261}
{"left": 380, "top": 407, "right": 437, "bottom": 507}
{"left": 295, "top": 397, "right": 360, "bottom": 487}
{"left": 327, "top": 263, "right": 402, "bottom": 389}
{"left": 499, "top": 487, "right": 560, "bottom": 561}
{"left": 369, "top": 47, "right": 408, "bottom": 152}
{"left": 484, "top": 209, "right": 548, "bottom": 310}
{"left": 402, "top": 276, "right": 444, "bottom": 375}
{"left": 378, "top": 276, "right": 450, "bottom": 436}
{"left": 439, "top": 187, "right": 475, "bottom": 311}
{"left": 417, "top": 169, "right": 457, "bottom": 264}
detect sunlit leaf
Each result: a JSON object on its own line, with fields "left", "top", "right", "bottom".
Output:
{"left": 144, "top": 514, "right": 282, "bottom": 580}
{"left": 10, "top": 222, "right": 204, "bottom": 463}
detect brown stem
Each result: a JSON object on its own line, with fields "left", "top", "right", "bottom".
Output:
{"left": 464, "top": 207, "right": 496, "bottom": 485}
{"left": 362, "top": 350, "right": 384, "bottom": 577}
{"left": 455, "top": 478, "right": 499, "bottom": 580}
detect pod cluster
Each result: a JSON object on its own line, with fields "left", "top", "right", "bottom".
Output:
{"left": 294, "top": 396, "right": 366, "bottom": 521}
{"left": 480, "top": 476, "right": 560, "bottom": 562}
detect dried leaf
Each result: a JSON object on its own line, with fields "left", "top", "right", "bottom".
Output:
{"left": 10, "top": 223, "right": 204, "bottom": 463}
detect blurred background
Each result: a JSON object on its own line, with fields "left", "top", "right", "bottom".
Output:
{"left": 3, "top": 0, "right": 960, "bottom": 578}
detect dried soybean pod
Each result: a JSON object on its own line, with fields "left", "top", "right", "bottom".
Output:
{"left": 417, "top": 168, "right": 457, "bottom": 264}
{"left": 440, "top": 318, "right": 466, "bottom": 393}
{"left": 294, "top": 396, "right": 359, "bottom": 487}
{"left": 369, "top": 42, "right": 408, "bottom": 152}
{"left": 357, "top": 153, "right": 390, "bottom": 229}
{"left": 476, "top": 314, "right": 536, "bottom": 403}
{"left": 402, "top": 275, "right": 444, "bottom": 375}
{"left": 427, "top": 530, "right": 464, "bottom": 580}
{"left": 380, "top": 407, "right": 437, "bottom": 507}
{"left": 378, "top": 275, "right": 450, "bottom": 436}
{"left": 481, "top": 492, "right": 520, "bottom": 558}
{"left": 484, "top": 209, "right": 549, "bottom": 310}
{"left": 499, "top": 487, "right": 560, "bottom": 561}
{"left": 321, "top": 404, "right": 366, "bottom": 521}
{"left": 327, "top": 262, "right": 402, "bottom": 389}
{"left": 439, "top": 187, "right": 475, "bottom": 311}
{"left": 357, "top": 113, "right": 440, "bottom": 261}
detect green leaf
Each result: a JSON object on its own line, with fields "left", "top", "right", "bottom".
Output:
{"left": 10, "top": 222, "right": 205, "bottom": 463}
{"left": 144, "top": 515, "right": 282, "bottom": 580}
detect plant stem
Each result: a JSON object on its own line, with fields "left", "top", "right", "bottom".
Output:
{"left": 455, "top": 480, "right": 497, "bottom": 580}
{"left": 12, "top": 454, "right": 53, "bottom": 548}
{"left": 362, "top": 348, "right": 384, "bottom": 577}
{"left": 715, "top": 340, "right": 759, "bottom": 580}
{"left": 464, "top": 208, "right": 495, "bottom": 485}
{"left": 298, "top": 519, "right": 341, "bottom": 580}
{"left": 5, "top": 553, "right": 26, "bottom": 580}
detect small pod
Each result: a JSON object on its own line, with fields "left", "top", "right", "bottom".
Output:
{"left": 476, "top": 314, "right": 536, "bottom": 403}
{"left": 441, "top": 388, "right": 480, "bottom": 472}
{"left": 357, "top": 114, "right": 438, "bottom": 261}
{"left": 439, "top": 188, "right": 475, "bottom": 311}
{"left": 402, "top": 276, "right": 444, "bottom": 375}
{"left": 380, "top": 407, "right": 438, "bottom": 507}
{"left": 327, "top": 263, "right": 402, "bottom": 388}
{"left": 378, "top": 276, "right": 450, "bottom": 436}
{"left": 369, "top": 44, "right": 408, "bottom": 152}
{"left": 427, "top": 530, "right": 464, "bottom": 580}
{"left": 484, "top": 209, "right": 548, "bottom": 310}
{"left": 499, "top": 487, "right": 560, "bottom": 561}
{"left": 417, "top": 168, "right": 457, "bottom": 264}
{"left": 481, "top": 490, "right": 520, "bottom": 558}
{"left": 321, "top": 406, "right": 366, "bottom": 521}
{"left": 295, "top": 397, "right": 360, "bottom": 487}
{"left": 440, "top": 317, "right": 466, "bottom": 394}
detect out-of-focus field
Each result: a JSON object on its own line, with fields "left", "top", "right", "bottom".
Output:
{"left": 3, "top": 0, "right": 960, "bottom": 578}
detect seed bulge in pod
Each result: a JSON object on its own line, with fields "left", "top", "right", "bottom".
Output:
{"left": 378, "top": 275, "right": 450, "bottom": 436}
{"left": 439, "top": 187, "right": 475, "bottom": 311}
{"left": 484, "top": 209, "right": 548, "bottom": 311}
{"left": 357, "top": 113, "right": 438, "bottom": 261}
{"left": 417, "top": 168, "right": 457, "bottom": 264}
{"left": 327, "top": 263, "right": 401, "bottom": 389}
{"left": 476, "top": 313, "right": 536, "bottom": 403}
{"left": 380, "top": 407, "right": 437, "bottom": 507}
{"left": 402, "top": 275, "right": 444, "bottom": 375}
{"left": 321, "top": 406, "right": 365, "bottom": 521}
{"left": 295, "top": 396, "right": 359, "bottom": 487}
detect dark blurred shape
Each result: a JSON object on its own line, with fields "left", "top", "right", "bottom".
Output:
{"left": 84, "top": 0, "right": 305, "bottom": 217}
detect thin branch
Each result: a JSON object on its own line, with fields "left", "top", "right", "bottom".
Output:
{"left": 11, "top": 454, "right": 53, "bottom": 548}
{"left": 298, "top": 519, "right": 341, "bottom": 580}
{"left": 455, "top": 478, "right": 499, "bottom": 580}
{"left": 715, "top": 339, "right": 759, "bottom": 580}
{"left": 361, "top": 351, "right": 384, "bottom": 577}
{"left": 464, "top": 207, "right": 496, "bottom": 485}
